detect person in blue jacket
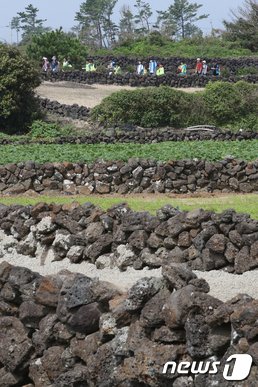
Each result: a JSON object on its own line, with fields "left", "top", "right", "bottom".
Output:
{"left": 149, "top": 59, "right": 157, "bottom": 75}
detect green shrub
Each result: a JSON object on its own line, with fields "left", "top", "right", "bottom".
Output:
{"left": 0, "top": 44, "right": 41, "bottom": 133}
{"left": 29, "top": 120, "right": 73, "bottom": 138}
{"left": 91, "top": 82, "right": 258, "bottom": 130}
{"left": 203, "top": 82, "right": 243, "bottom": 125}
{"left": 203, "top": 81, "right": 258, "bottom": 127}
{"left": 91, "top": 86, "right": 206, "bottom": 128}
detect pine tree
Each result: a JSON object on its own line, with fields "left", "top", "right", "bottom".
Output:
{"left": 157, "top": 0, "right": 208, "bottom": 39}
{"left": 16, "top": 4, "right": 49, "bottom": 43}
{"left": 223, "top": 0, "right": 258, "bottom": 52}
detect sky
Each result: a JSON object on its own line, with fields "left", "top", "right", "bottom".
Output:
{"left": 0, "top": 0, "right": 245, "bottom": 43}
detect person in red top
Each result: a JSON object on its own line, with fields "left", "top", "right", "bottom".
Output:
{"left": 195, "top": 58, "right": 202, "bottom": 75}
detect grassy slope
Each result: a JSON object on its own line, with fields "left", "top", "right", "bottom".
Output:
{"left": 94, "top": 37, "right": 255, "bottom": 58}
{"left": 0, "top": 193, "right": 257, "bottom": 219}
{"left": 0, "top": 140, "right": 258, "bottom": 164}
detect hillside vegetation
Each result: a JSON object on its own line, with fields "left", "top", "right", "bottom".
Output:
{"left": 94, "top": 36, "right": 255, "bottom": 58}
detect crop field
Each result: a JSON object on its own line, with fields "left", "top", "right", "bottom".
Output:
{"left": 1, "top": 140, "right": 258, "bottom": 164}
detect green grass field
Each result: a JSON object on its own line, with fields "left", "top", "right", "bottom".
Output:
{"left": 0, "top": 193, "right": 257, "bottom": 219}
{"left": 0, "top": 140, "right": 258, "bottom": 164}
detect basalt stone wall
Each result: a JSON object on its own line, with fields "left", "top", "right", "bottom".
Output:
{"left": 0, "top": 159, "right": 258, "bottom": 196}
{"left": 89, "top": 55, "right": 258, "bottom": 73}
{"left": 1, "top": 202, "right": 258, "bottom": 274}
{"left": 44, "top": 70, "right": 258, "bottom": 87}
{"left": 2, "top": 113, "right": 258, "bottom": 145}
{"left": 0, "top": 261, "right": 257, "bottom": 386}
{"left": 39, "top": 98, "right": 90, "bottom": 120}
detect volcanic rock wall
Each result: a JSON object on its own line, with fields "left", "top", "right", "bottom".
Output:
{"left": 88, "top": 55, "right": 258, "bottom": 73}
{"left": 0, "top": 159, "right": 258, "bottom": 195}
{"left": 1, "top": 203, "right": 258, "bottom": 274}
{"left": 0, "top": 261, "right": 257, "bottom": 386}
{"left": 39, "top": 98, "right": 90, "bottom": 120}
{"left": 44, "top": 70, "right": 258, "bottom": 87}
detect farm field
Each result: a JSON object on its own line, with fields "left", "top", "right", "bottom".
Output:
{"left": 1, "top": 140, "right": 258, "bottom": 163}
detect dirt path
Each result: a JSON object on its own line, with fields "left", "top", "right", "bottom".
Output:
{"left": 36, "top": 81, "right": 204, "bottom": 108}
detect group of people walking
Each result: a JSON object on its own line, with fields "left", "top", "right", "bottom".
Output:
{"left": 42, "top": 56, "right": 221, "bottom": 77}
{"left": 136, "top": 60, "right": 165, "bottom": 76}
{"left": 42, "top": 56, "right": 73, "bottom": 73}
{"left": 136, "top": 58, "right": 220, "bottom": 77}
{"left": 195, "top": 58, "right": 220, "bottom": 76}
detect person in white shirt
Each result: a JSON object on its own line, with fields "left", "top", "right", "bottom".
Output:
{"left": 136, "top": 61, "right": 144, "bottom": 75}
{"left": 202, "top": 60, "right": 208, "bottom": 76}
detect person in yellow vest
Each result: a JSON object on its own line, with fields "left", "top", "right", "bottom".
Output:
{"left": 89, "top": 61, "right": 96, "bottom": 72}
{"left": 83, "top": 60, "right": 96, "bottom": 72}
{"left": 83, "top": 61, "right": 91, "bottom": 71}
{"left": 114, "top": 64, "right": 122, "bottom": 75}
{"left": 156, "top": 64, "right": 165, "bottom": 76}
{"left": 143, "top": 65, "right": 148, "bottom": 75}
{"left": 62, "top": 58, "right": 72, "bottom": 70}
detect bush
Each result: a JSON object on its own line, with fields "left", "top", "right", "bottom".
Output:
{"left": 203, "top": 82, "right": 243, "bottom": 125}
{"left": 91, "top": 82, "right": 258, "bottom": 130}
{"left": 203, "top": 81, "right": 258, "bottom": 128}
{"left": 91, "top": 86, "right": 208, "bottom": 128}
{"left": 0, "top": 44, "right": 41, "bottom": 133}
{"left": 29, "top": 120, "right": 73, "bottom": 138}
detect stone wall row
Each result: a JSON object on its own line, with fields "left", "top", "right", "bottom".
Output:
{"left": 0, "top": 261, "right": 257, "bottom": 386}
{"left": 44, "top": 70, "right": 258, "bottom": 87}
{"left": 89, "top": 55, "right": 258, "bottom": 73}
{"left": 39, "top": 98, "right": 90, "bottom": 121}
{"left": 3, "top": 99, "right": 258, "bottom": 145}
{"left": 0, "top": 159, "right": 258, "bottom": 196}
{"left": 0, "top": 202, "right": 258, "bottom": 274}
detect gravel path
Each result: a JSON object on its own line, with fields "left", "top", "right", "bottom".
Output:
{"left": 36, "top": 81, "right": 203, "bottom": 108}
{"left": 1, "top": 247, "right": 257, "bottom": 301}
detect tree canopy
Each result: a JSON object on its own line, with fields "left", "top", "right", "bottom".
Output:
{"left": 157, "top": 0, "right": 209, "bottom": 39}
{"left": 223, "top": 0, "right": 258, "bottom": 52}
{"left": 27, "top": 29, "right": 88, "bottom": 67}
{"left": 75, "top": 0, "right": 118, "bottom": 48}
{"left": 14, "top": 3, "right": 50, "bottom": 44}
{"left": 0, "top": 44, "right": 41, "bottom": 133}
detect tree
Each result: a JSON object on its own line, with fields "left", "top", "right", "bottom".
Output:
{"left": 119, "top": 5, "right": 135, "bottom": 42}
{"left": 134, "top": 0, "right": 153, "bottom": 35}
{"left": 0, "top": 44, "right": 41, "bottom": 133}
{"left": 75, "top": 0, "right": 118, "bottom": 48}
{"left": 157, "top": 0, "right": 208, "bottom": 39}
{"left": 10, "top": 16, "right": 20, "bottom": 44}
{"left": 16, "top": 4, "right": 49, "bottom": 43}
{"left": 27, "top": 29, "right": 88, "bottom": 68}
{"left": 223, "top": 0, "right": 258, "bottom": 52}
{"left": 102, "top": 1, "right": 119, "bottom": 46}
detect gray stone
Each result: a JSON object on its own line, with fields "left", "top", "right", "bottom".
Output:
{"left": 125, "top": 277, "right": 163, "bottom": 311}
